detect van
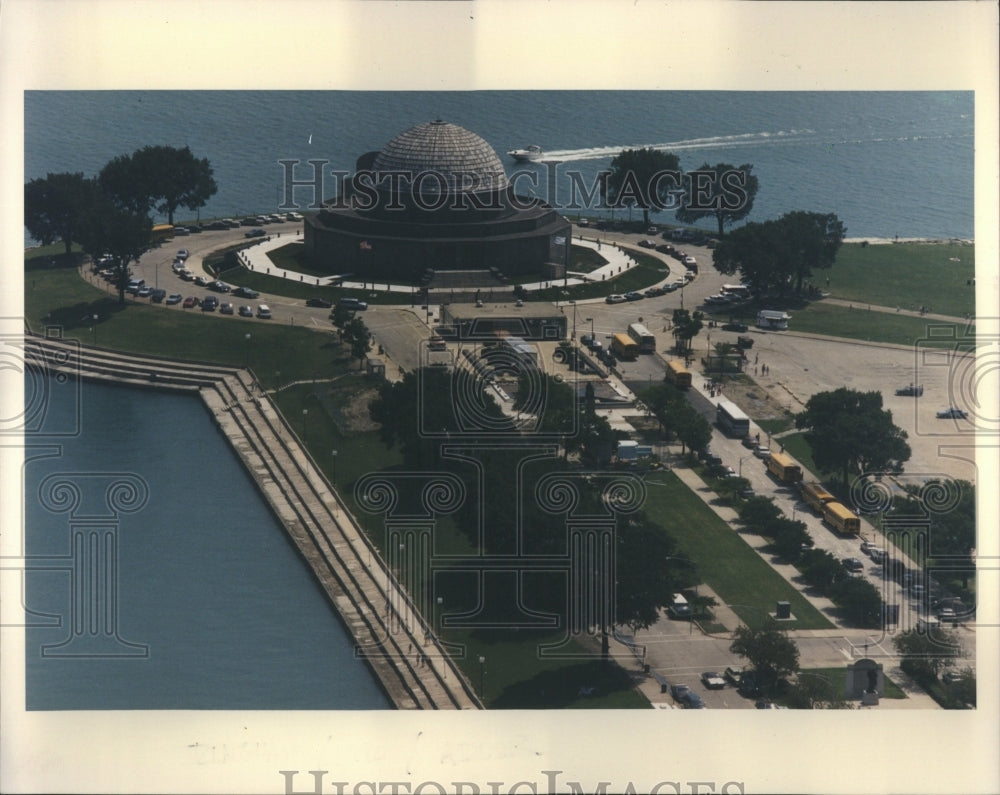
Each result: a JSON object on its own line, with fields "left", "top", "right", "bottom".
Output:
{"left": 339, "top": 297, "right": 368, "bottom": 311}
{"left": 256, "top": 304, "right": 272, "bottom": 319}
{"left": 668, "top": 593, "right": 692, "bottom": 619}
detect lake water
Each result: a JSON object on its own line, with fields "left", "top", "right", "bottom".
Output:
{"left": 23, "top": 376, "right": 390, "bottom": 709}
{"left": 24, "top": 90, "right": 973, "bottom": 240}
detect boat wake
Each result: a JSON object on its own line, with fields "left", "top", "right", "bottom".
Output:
{"left": 537, "top": 129, "right": 817, "bottom": 163}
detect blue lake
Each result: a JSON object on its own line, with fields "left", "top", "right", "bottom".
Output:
{"left": 24, "top": 376, "right": 390, "bottom": 709}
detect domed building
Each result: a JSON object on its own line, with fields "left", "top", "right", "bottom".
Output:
{"left": 303, "top": 121, "right": 571, "bottom": 283}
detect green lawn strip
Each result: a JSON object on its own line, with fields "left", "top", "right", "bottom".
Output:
{"left": 448, "top": 629, "right": 649, "bottom": 709}
{"left": 756, "top": 417, "right": 795, "bottom": 435}
{"left": 826, "top": 242, "right": 975, "bottom": 318}
{"left": 643, "top": 471, "right": 833, "bottom": 629}
{"left": 531, "top": 252, "right": 670, "bottom": 302}
{"left": 789, "top": 667, "right": 906, "bottom": 702}
{"left": 789, "top": 302, "right": 973, "bottom": 348}
{"left": 26, "top": 256, "right": 347, "bottom": 390}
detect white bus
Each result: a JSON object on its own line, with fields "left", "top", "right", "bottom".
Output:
{"left": 721, "top": 283, "right": 751, "bottom": 298}
{"left": 716, "top": 399, "right": 750, "bottom": 437}
{"left": 626, "top": 322, "right": 656, "bottom": 354}
{"left": 757, "top": 310, "right": 790, "bottom": 330}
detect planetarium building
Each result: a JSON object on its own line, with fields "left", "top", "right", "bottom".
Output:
{"left": 303, "top": 121, "right": 571, "bottom": 282}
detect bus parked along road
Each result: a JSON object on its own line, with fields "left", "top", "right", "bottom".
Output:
{"left": 822, "top": 501, "right": 861, "bottom": 535}
{"left": 627, "top": 323, "right": 656, "bottom": 354}
{"left": 611, "top": 333, "right": 639, "bottom": 360}
{"left": 800, "top": 481, "right": 836, "bottom": 513}
{"left": 664, "top": 359, "right": 692, "bottom": 389}
{"left": 766, "top": 450, "right": 802, "bottom": 483}
{"left": 716, "top": 399, "right": 750, "bottom": 438}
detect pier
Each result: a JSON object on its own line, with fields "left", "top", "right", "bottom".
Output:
{"left": 23, "top": 332, "right": 482, "bottom": 710}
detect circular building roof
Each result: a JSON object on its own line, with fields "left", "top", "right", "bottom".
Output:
{"left": 372, "top": 120, "right": 508, "bottom": 195}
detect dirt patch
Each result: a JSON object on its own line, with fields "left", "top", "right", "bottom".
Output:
{"left": 719, "top": 379, "right": 796, "bottom": 426}
{"left": 316, "top": 377, "right": 381, "bottom": 434}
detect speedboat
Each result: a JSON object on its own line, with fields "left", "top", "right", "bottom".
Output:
{"left": 507, "top": 144, "right": 542, "bottom": 162}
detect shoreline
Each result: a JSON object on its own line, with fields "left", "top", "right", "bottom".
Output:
{"left": 842, "top": 236, "right": 973, "bottom": 245}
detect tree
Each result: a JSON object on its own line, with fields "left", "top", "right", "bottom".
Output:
{"left": 893, "top": 480, "right": 975, "bottom": 587}
{"left": 712, "top": 211, "right": 845, "bottom": 296}
{"left": 893, "top": 629, "right": 963, "bottom": 685}
{"left": 605, "top": 148, "right": 681, "bottom": 227}
{"left": 729, "top": 623, "right": 800, "bottom": 692}
{"left": 671, "top": 308, "right": 704, "bottom": 354}
{"left": 642, "top": 382, "right": 710, "bottom": 454}
{"left": 738, "top": 495, "right": 783, "bottom": 528}
{"left": 342, "top": 317, "right": 371, "bottom": 368}
{"left": 798, "top": 548, "right": 847, "bottom": 592}
{"left": 765, "top": 517, "right": 812, "bottom": 562}
{"left": 514, "top": 372, "right": 578, "bottom": 454}
{"left": 796, "top": 388, "right": 911, "bottom": 486}
{"left": 24, "top": 172, "right": 95, "bottom": 255}
{"left": 614, "top": 517, "right": 691, "bottom": 636}
{"left": 780, "top": 211, "right": 846, "bottom": 293}
{"left": 786, "top": 672, "right": 853, "bottom": 709}
{"left": 100, "top": 145, "right": 218, "bottom": 224}
{"left": 675, "top": 162, "right": 759, "bottom": 237}
{"left": 828, "top": 576, "right": 883, "bottom": 628}
{"left": 75, "top": 188, "right": 153, "bottom": 305}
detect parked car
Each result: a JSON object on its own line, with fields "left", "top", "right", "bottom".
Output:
{"left": 150, "top": 289, "right": 167, "bottom": 303}
{"left": 219, "top": 302, "right": 234, "bottom": 315}
{"left": 233, "top": 286, "right": 260, "bottom": 299}
{"left": 203, "top": 221, "right": 228, "bottom": 230}
{"left": 754, "top": 445, "right": 770, "bottom": 459}
{"left": 722, "top": 322, "right": 749, "bottom": 332}
{"left": 245, "top": 227, "right": 267, "bottom": 238}
{"left": 679, "top": 691, "right": 705, "bottom": 709}
{"left": 644, "top": 287, "right": 663, "bottom": 298}
{"left": 605, "top": 294, "right": 626, "bottom": 304}
{"left": 741, "top": 435, "right": 757, "bottom": 449}
{"left": 624, "top": 291, "right": 643, "bottom": 301}
{"left": 209, "top": 281, "right": 231, "bottom": 293}
{"left": 194, "top": 276, "right": 209, "bottom": 287}
{"left": 137, "top": 286, "right": 152, "bottom": 297}
{"left": 670, "top": 683, "right": 692, "bottom": 701}
{"left": 165, "top": 293, "right": 183, "bottom": 305}
{"left": 842, "top": 557, "right": 865, "bottom": 573}
{"left": 306, "top": 297, "right": 333, "bottom": 308}
{"left": 176, "top": 249, "right": 189, "bottom": 260}
{"left": 724, "top": 666, "right": 744, "bottom": 686}
{"left": 182, "top": 296, "right": 199, "bottom": 308}
{"left": 936, "top": 407, "right": 968, "bottom": 419}
{"left": 201, "top": 295, "right": 219, "bottom": 311}
{"left": 895, "top": 384, "right": 924, "bottom": 396}
{"left": 701, "top": 671, "right": 726, "bottom": 690}
{"left": 256, "top": 304, "right": 272, "bottom": 319}
{"left": 178, "top": 269, "right": 194, "bottom": 281}
{"left": 238, "top": 305, "right": 254, "bottom": 317}
{"left": 638, "top": 239, "right": 657, "bottom": 249}
{"left": 339, "top": 297, "right": 368, "bottom": 311}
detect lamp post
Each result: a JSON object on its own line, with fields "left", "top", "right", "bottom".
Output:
{"left": 739, "top": 456, "right": 747, "bottom": 477}
{"left": 91, "top": 314, "right": 98, "bottom": 346}
{"left": 244, "top": 333, "right": 251, "bottom": 368}
{"left": 569, "top": 300, "right": 577, "bottom": 340}
{"left": 331, "top": 449, "right": 338, "bottom": 484}
{"left": 301, "top": 408, "right": 308, "bottom": 445}
{"left": 586, "top": 317, "right": 594, "bottom": 342}
{"left": 478, "top": 655, "right": 486, "bottom": 698}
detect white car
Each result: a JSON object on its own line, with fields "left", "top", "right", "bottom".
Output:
{"left": 936, "top": 407, "right": 968, "bottom": 419}
{"left": 605, "top": 294, "right": 627, "bottom": 304}
{"left": 165, "top": 293, "right": 183, "bottom": 305}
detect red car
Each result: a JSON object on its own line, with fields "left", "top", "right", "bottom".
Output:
{"left": 182, "top": 296, "right": 199, "bottom": 309}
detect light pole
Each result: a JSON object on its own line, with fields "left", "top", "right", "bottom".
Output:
{"left": 478, "top": 655, "right": 486, "bottom": 698}
{"left": 586, "top": 317, "right": 594, "bottom": 342}
{"left": 569, "top": 300, "right": 577, "bottom": 339}
{"left": 331, "top": 449, "right": 338, "bottom": 484}
{"left": 301, "top": 408, "right": 308, "bottom": 445}
{"left": 739, "top": 456, "right": 747, "bottom": 477}
{"left": 244, "top": 333, "right": 251, "bottom": 368}
{"left": 91, "top": 314, "right": 98, "bottom": 346}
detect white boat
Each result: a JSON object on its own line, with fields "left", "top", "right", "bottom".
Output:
{"left": 507, "top": 144, "right": 542, "bottom": 162}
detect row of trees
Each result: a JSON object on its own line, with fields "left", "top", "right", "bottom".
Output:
{"left": 604, "top": 149, "right": 760, "bottom": 235}
{"left": 24, "top": 146, "right": 218, "bottom": 303}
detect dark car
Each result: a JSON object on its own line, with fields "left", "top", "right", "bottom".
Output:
{"left": 670, "top": 683, "right": 692, "bottom": 702}
{"left": 741, "top": 435, "right": 757, "bottom": 449}
{"left": 201, "top": 295, "right": 219, "bottom": 311}
{"left": 233, "top": 286, "right": 260, "bottom": 299}
{"left": 722, "top": 322, "right": 749, "bottom": 332}
{"left": 624, "top": 291, "right": 643, "bottom": 301}
{"left": 701, "top": 672, "right": 726, "bottom": 690}
{"left": 245, "top": 228, "right": 266, "bottom": 238}
{"left": 738, "top": 671, "right": 761, "bottom": 697}
{"left": 182, "top": 296, "right": 199, "bottom": 309}
{"left": 306, "top": 297, "right": 333, "bottom": 308}
{"left": 842, "top": 557, "right": 865, "bottom": 573}
{"left": 644, "top": 287, "right": 663, "bottom": 298}
{"left": 238, "top": 305, "right": 254, "bottom": 317}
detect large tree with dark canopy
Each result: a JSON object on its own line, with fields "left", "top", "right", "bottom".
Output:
{"left": 675, "top": 162, "right": 759, "bottom": 237}
{"left": 796, "top": 388, "right": 911, "bottom": 487}
{"left": 75, "top": 187, "right": 153, "bottom": 305}
{"left": 604, "top": 147, "right": 681, "bottom": 227}
{"left": 712, "top": 210, "right": 845, "bottom": 296}
{"left": 24, "top": 172, "right": 96, "bottom": 255}
{"left": 99, "top": 145, "right": 218, "bottom": 224}
{"left": 729, "top": 622, "right": 800, "bottom": 693}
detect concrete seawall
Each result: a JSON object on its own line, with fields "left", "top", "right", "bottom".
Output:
{"left": 23, "top": 332, "right": 482, "bottom": 710}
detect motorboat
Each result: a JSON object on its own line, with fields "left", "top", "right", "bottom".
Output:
{"left": 507, "top": 144, "right": 542, "bottom": 162}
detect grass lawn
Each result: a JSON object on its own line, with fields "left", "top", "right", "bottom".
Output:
{"left": 789, "top": 302, "right": 975, "bottom": 348}
{"left": 826, "top": 242, "right": 975, "bottom": 318}
{"left": 643, "top": 470, "right": 833, "bottom": 630}
{"left": 532, "top": 251, "right": 669, "bottom": 302}
{"left": 793, "top": 667, "right": 907, "bottom": 700}
{"left": 26, "top": 250, "right": 346, "bottom": 390}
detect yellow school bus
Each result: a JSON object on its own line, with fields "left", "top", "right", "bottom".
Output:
{"left": 799, "top": 481, "right": 835, "bottom": 513}
{"left": 664, "top": 359, "right": 691, "bottom": 389}
{"left": 611, "top": 333, "right": 639, "bottom": 360}
{"left": 150, "top": 224, "right": 174, "bottom": 245}
{"left": 822, "top": 501, "right": 861, "bottom": 535}
{"left": 766, "top": 450, "right": 802, "bottom": 483}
